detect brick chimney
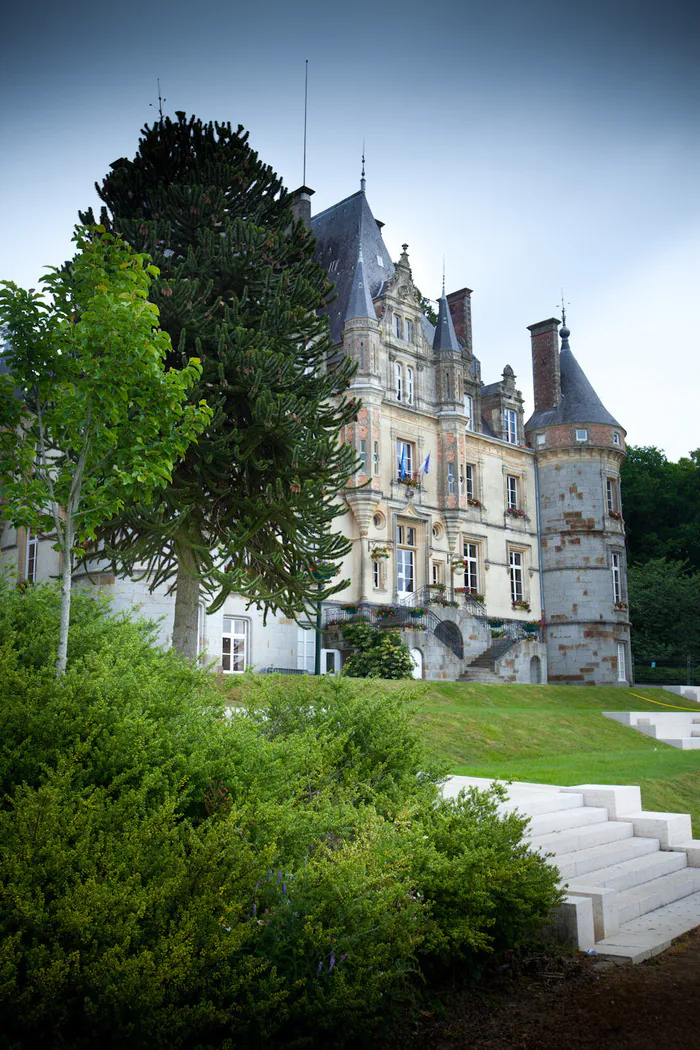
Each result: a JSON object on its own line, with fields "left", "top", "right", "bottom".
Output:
{"left": 289, "top": 185, "right": 315, "bottom": 228}
{"left": 528, "top": 318, "right": 561, "bottom": 412}
{"left": 447, "top": 287, "right": 473, "bottom": 353}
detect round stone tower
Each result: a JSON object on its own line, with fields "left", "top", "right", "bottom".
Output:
{"left": 524, "top": 314, "right": 631, "bottom": 685}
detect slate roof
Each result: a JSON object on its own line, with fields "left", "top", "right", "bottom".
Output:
{"left": 525, "top": 325, "right": 621, "bottom": 430}
{"left": 345, "top": 247, "right": 376, "bottom": 322}
{"left": 312, "top": 191, "right": 394, "bottom": 343}
{"left": 432, "top": 292, "right": 461, "bottom": 353}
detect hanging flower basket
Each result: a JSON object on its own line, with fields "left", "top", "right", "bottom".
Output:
{"left": 376, "top": 606, "right": 395, "bottom": 619}
{"left": 488, "top": 618, "right": 504, "bottom": 628}
{"left": 370, "top": 546, "right": 390, "bottom": 560}
{"left": 410, "top": 607, "right": 427, "bottom": 618}
{"left": 341, "top": 603, "right": 360, "bottom": 614}
{"left": 523, "top": 622, "right": 541, "bottom": 634}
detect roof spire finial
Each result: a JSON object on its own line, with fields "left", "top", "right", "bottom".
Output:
{"left": 149, "top": 78, "right": 167, "bottom": 122}
{"left": 442, "top": 256, "right": 446, "bottom": 297}
{"left": 360, "top": 141, "right": 366, "bottom": 192}
{"left": 559, "top": 288, "right": 571, "bottom": 349}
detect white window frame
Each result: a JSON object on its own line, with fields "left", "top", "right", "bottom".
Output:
{"left": 359, "top": 439, "right": 367, "bottom": 473}
{"left": 372, "top": 559, "right": 381, "bottom": 589}
{"left": 464, "top": 393, "right": 474, "bottom": 430}
{"left": 465, "top": 463, "right": 475, "bottom": 501}
{"left": 393, "top": 314, "right": 403, "bottom": 339}
{"left": 507, "top": 475, "right": 519, "bottom": 510}
{"left": 504, "top": 408, "right": 518, "bottom": 444}
{"left": 463, "top": 541, "right": 479, "bottom": 592}
{"left": 397, "top": 439, "right": 414, "bottom": 479}
{"left": 509, "top": 550, "right": 524, "bottom": 604}
{"left": 394, "top": 361, "right": 403, "bottom": 401}
{"left": 536, "top": 433, "right": 546, "bottom": 446}
{"left": 221, "top": 617, "right": 249, "bottom": 674}
{"left": 447, "top": 462, "right": 455, "bottom": 495}
{"left": 617, "top": 642, "right": 627, "bottom": 682}
{"left": 25, "top": 528, "right": 38, "bottom": 584}
{"left": 432, "top": 562, "right": 442, "bottom": 585}
{"left": 612, "top": 551, "right": 623, "bottom": 603}
{"left": 405, "top": 318, "right": 414, "bottom": 344}
{"left": 576, "top": 428, "right": 589, "bottom": 442}
{"left": 372, "top": 440, "right": 380, "bottom": 475}
{"left": 405, "top": 366, "right": 414, "bottom": 405}
{"left": 613, "top": 432, "right": 621, "bottom": 446}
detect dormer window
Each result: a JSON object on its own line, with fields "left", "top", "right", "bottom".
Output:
{"left": 612, "top": 432, "right": 621, "bottom": 446}
{"left": 395, "top": 361, "right": 403, "bottom": 401}
{"left": 504, "top": 408, "right": 517, "bottom": 444}
{"left": 405, "top": 318, "right": 414, "bottom": 344}
{"left": 576, "top": 429, "right": 588, "bottom": 442}
{"left": 464, "top": 393, "right": 473, "bottom": 431}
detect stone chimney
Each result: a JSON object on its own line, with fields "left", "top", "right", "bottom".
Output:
{"left": 447, "top": 287, "right": 473, "bottom": 352}
{"left": 289, "top": 185, "right": 315, "bottom": 228}
{"left": 528, "top": 318, "right": 561, "bottom": 412}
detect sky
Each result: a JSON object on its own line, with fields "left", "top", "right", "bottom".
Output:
{"left": 1, "top": 0, "right": 698, "bottom": 460}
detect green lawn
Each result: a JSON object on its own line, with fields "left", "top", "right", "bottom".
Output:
{"left": 398, "top": 682, "right": 700, "bottom": 835}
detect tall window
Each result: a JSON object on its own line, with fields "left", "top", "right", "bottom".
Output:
{"left": 372, "top": 440, "right": 380, "bottom": 475}
{"left": 25, "top": 529, "right": 38, "bottom": 584}
{"left": 405, "top": 318, "right": 414, "bottom": 344}
{"left": 445, "top": 373, "right": 450, "bottom": 399}
{"left": 359, "top": 439, "right": 367, "bottom": 473}
{"left": 405, "top": 366, "right": 414, "bottom": 405}
{"left": 617, "top": 642, "right": 627, "bottom": 682}
{"left": 612, "top": 552, "right": 622, "bottom": 603}
{"left": 606, "top": 478, "right": 619, "bottom": 513}
{"left": 394, "top": 361, "right": 403, "bottom": 401}
{"left": 393, "top": 314, "right": 403, "bottom": 339}
{"left": 507, "top": 475, "right": 519, "bottom": 510}
{"left": 504, "top": 409, "right": 517, "bottom": 444}
{"left": 509, "top": 550, "right": 524, "bottom": 603}
{"left": 222, "top": 618, "right": 248, "bottom": 673}
{"left": 463, "top": 541, "right": 479, "bottom": 592}
{"left": 397, "top": 439, "right": 413, "bottom": 478}
{"left": 396, "top": 524, "right": 416, "bottom": 595}
{"left": 432, "top": 562, "right": 442, "bottom": 585}
{"left": 464, "top": 393, "right": 473, "bottom": 430}
{"left": 447, "top": 462, "right": 455, "bottom": 495}
{"left": 465, "top": 464, "right": 475, "bottom": 501}
{"left": 359, "top": 341, "right": 365, "bottom": 370}
{"left": 373, "top": 560, "right": 381, "bottom": 589}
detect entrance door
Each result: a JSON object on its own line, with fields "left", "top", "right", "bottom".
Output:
{"left": 409, "top": 648, "right": 423, "bottom": 679}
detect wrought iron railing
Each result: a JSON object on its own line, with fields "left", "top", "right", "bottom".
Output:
{"left": 399, "top": 585, "right": 487, "bottom": 621}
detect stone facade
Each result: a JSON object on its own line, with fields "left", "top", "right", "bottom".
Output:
{"left": 0, "top": 183, "right": 630, "bottom": 685}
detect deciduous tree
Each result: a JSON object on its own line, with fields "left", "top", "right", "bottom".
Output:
{"left": 0, "top": 227, "right": 210, "bottom": 675}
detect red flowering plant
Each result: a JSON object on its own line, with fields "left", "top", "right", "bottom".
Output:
{"left": 467, "top": 498, "right": 483, "bottom": 508}
{"left": 609, "top": 510, "right": 623, "bottom": 521}
{"left": 506, "top": 507, "right": 528, "bottom": 519}
{"left": 376, "top": 606, "right": 395, "bottom": 619}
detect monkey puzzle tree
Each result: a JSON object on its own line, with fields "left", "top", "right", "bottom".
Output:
{"left": 81, "top": 113, "right": 358, "bottom": 658}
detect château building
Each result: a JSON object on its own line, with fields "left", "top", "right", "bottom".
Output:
{"left": 1, "top": 181, "right": 632, "bottom": 684}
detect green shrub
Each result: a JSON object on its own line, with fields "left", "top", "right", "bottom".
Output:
{"left": 340, "top": 621, "right": 415, "bottom": 679}
{"left": 0, "top": 578, "right": 561, "bottom": 1048}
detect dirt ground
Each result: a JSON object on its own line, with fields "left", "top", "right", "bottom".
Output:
{"left": 400, "top": 929, "right": 700, "bottom": 1050}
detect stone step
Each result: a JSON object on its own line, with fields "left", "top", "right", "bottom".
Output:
{"left": 529, "top": 818, "right": 633, "bottom": 857}
{"left": 658, "top": 737, "right": 700, "bottom": 750}
{"left": 615, "top": 867, "right": 700, "bottom": 926}
{"left": 594, "top": 890, "right": 700, "bottom": 964}
{"left": 527, "top": 805, "right": 610, "bottom": 838}
{"left": 567, "top": 848, "right": 687, "bottom": 893}
{"left": 556, "top": 835, "right": 661, "bottom": 881}
{"left": 498, "top": 791, "right": 586, "bottom": 818}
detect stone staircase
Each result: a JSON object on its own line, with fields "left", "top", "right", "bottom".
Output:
{"left": 443, "top": 776, "right": 700, "bottom": 963}
{"left": 604, "top": 711, "right": 700, "bottom": 750}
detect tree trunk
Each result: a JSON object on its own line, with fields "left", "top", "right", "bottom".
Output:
{"left": 171, "top": 545, "right": 201, "bottom": 659}
{"left": 56, "top": 520, "right": 73, "bottom": 677}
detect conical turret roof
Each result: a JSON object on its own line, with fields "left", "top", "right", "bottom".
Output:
{"left": 432, "top": 290, "right": 460, "bottom": 353}
{"left": 344, "top": 246, "right": 376, "bottom": 322}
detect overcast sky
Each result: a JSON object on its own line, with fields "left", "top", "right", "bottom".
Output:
{"left": 1, "top": 0, "right": 698, "bottom": 459}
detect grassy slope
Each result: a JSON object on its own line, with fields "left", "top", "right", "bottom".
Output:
{"left": 391, "top": 682, "right": 700, "bottom": 835}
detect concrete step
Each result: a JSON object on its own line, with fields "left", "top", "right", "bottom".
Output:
{"left": 498, "top": 791, "right": 586, "bottom": 818}
{"left": 615, "top": 867, "right": 700, "bottom": 926}
{"left": 527, "top": 805, "right": 610, "bottom": 838}
{"left": 556, "top": 835, "right": 661, "bottom": 881}
{"left": 567, "top": 849, "right": 687, "bottom": 893}
{"left": 529, "top": 818, "right": 633, "bottom": 857}
{"left": 658, "top": 737, "right": 700, "bottom": 750}
{"left": 594, "top": 890, "right": 700, "bottom": 964}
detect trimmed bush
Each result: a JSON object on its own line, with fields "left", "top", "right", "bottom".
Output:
{"left": 340, "top": 621, "right": 415, "bottom": 679}
{"left": 0, "top": 578, "right": 561, "bottom": 1048}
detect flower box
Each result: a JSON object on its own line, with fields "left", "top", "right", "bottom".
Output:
{"left": 397, "top": 475, "right": 420, "bottom": 489}
{"left": 405, "top": 623, "right": 426, "bottom": 631}
{"left": 609, "top": 511, "right": 623, "bottom": 521}
{"left": 506, "top": 508, "right": 528, "bottom": 520}
{"left": 614, "top": 601, "right": 628, "bottom": 610}
{"left": 512, "top": 600, "right": 531, "bottom": 612}
{"left": 467, "top": 498, "right": 483, "bottom": 509}
{"left": 370, "top": 546, "right": 390, "bottom": 559}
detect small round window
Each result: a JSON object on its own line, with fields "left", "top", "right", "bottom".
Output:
{"left": 432, "top": 523, "right": 443, "bottom": 540}
{"left": 373, "top": 512, "right": 385, "bottom": 529}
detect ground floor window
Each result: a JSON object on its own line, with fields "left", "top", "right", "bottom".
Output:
{"left": 463, "top": 541, "right": 479, "bottom": 592}
{"left": 617, "top": 642, "right": 627, "bottom": 682}
{"left": 222, "top": 617, "right": 249, "bottom": 673}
